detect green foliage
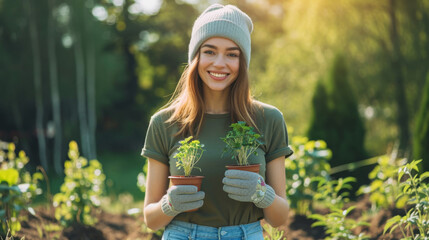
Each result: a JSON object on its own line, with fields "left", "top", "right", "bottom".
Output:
{"left": 357, "top": 155, "right": 407, "bottom": 210}
{"left": 414, "top": 74, "right": 429, "bottom": 172}
{"left": 307, "top": 54, "right": 366, "bottom": 169}
{"left": 0, "top": 142, "right": 43, "bottom": 237}
{"left": 310, "top": 206, "right": 370, "bottom": 240}
{"left": 285, "top": 136, "right": 331, "bottom": 214}
{"left": 263, "top": 223, "right": 286, "bottom": 240}
{"left": 221, "top": 121, "right": 262, "bottom": 166}
{"left": 312, "top": 176, "right": 356, "bottom": 210}
{"left": 384, "top": 160, "right": 429, "bottom": 239}
{"left": 53, "top": 141, "right": 106, "bottom": 227}
{"left": 174, "top": 136, "right": 205, "bottom": 177}
{"left": 310, "top": 175, "right": 370, "bottom": 239}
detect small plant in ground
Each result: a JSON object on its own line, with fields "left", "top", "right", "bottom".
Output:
{"left": 285, "top": 136, "right": 331, "bottom": 215}
{"left": 310, "top": 176, "right": 370, "bottom": 239}
{"left": 357, "top": 154, "right": 407, "bottom": 210}
{"left": 312, "top": 176, "right": 356, "bottom": 209}
{"left": 384, "top": 159, "right": 429, "bottom": 239}
{"left": 174, "top": 136, "right": 205, "bottom": 176}
{"left": 0, "top": 141, "right": 43, "bottom": 237}
{"left": 53, "top": 141, "right": 106, "bottom": 227}
{"left": 263, "top": 223, "right": 286, "bottom": 240}
{"left": 310, "top": 206, "right": 370, "bottom": 240}
{"left": 221, "top": 121, "right": 262, "bottom": 166}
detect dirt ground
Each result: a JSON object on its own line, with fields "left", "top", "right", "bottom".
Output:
{"left": 14, "top": 196, "right": 405, "bottom": 240}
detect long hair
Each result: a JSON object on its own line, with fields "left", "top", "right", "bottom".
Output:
{"left": 164, "top": 52, "right": 259, "bottom": 137}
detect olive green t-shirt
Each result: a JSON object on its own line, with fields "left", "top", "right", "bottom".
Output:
{"left": 141, "top": 102, "right": 293, "bottom": 227}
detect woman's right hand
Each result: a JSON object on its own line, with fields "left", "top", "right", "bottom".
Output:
{"left": 161, "top": 185, "right": 205, "bottom": 216}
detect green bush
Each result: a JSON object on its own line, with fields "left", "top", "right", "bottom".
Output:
{"left": 357, "top": 155, "right": 408, "bottom": 210}
{"left": 0, "top": 142, "right": 43, "bottom": 236}
{"left": 310, "top": 206, "right": 370, "bottom": 240}
{"left": 286, "top": 136, "right": 331, "bottom": 215}
{"left": 310, "top": 176, "right": 370, "bottom": 240}
{"left": 307, "top": 54, "right": 366, "bottom": 170}
{"left": 384, "top": 160, "right": 429, "bottom": 239}
{"left": 414, "top": 74, "right": 429, "bottom": 172}
{"left": 53, "top": 141, "right": 106, "bottom": 227}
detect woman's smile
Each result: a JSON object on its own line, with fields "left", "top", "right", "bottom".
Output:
{"left": 208, "top": 71, "right": 229, "bottom": 80}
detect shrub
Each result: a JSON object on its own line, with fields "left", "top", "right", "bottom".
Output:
{"left": 384, "top": 159, "right": 429, "bottom": 239}
{"left": 310, "top": 176, "right": 370, "bottom": 240}
{"left": 414, "top": 74, "right": 429, "bottom": 172}
{"left": 357, "top": 155, "right": 407, "bottom": 210}
{"left": 312, "top": 176, "right": 356, "bottom": 210}
{"left": 307, "top": 54, "right": 366, "bottom": 170}
{"left": 0, "top": 141, "right": 43, "bottom": 236}
{"left": 285, "top": 136, "right": 331, "bottom": 214}
{"left": 53, "top": 141, "right": 106, "bottom": 227}
{"left": 310, "top": 206, "right": 370, "bottom": 240}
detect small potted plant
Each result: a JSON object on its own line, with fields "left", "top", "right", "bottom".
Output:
{"left": 169, "top": 136, "right": 205, "bottom": 194}
{"left": 221, "top": 121, "right": 262, "bottom": 173}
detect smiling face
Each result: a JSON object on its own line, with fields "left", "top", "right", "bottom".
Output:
{"left": 198, "top": 37, "right": 240, "bottom": 94}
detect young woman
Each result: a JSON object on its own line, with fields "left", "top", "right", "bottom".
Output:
{"left": 142, "top": 4, "right": 293, "bottom": 239}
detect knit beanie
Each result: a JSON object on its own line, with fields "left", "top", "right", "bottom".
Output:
{"left": 188, "top": 4, "right": 253, "bottom": 67}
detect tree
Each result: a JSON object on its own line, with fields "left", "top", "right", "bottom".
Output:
{"left": 413, "top": 74, "right": 429, "bottom": 171}
{"left": 253, "top": 0, "right": 429, "bottom": 157}
{"left": 307, "top": 54, "right": 366, "bottom": 170}
{"left": 47, "top": 0, "right": 63, "bottom": 174}
{"left": 26, "top": 0, "right": 48, "bottom": 170}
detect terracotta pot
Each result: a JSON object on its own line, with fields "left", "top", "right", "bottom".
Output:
{"left": 225, "top": 164, "right": 260, "bottom": 173}
{"left": 168, "top": 175, "right": 204, "bottom": 212}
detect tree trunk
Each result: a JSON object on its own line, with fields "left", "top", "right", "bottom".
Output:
{"left": 389, "top": 0, "right": 410, "bottom": 156}
{"left": 72, "top": 1, "right": 91, "bottom": 158}
{"left": 26, "top": 0, "right": 48, "bottom": 170}
{"left": 85, "top": 0, "right": 97, "bottom": 160}
{"left": 48, "top": 0, "right": 63, "bottom": 174}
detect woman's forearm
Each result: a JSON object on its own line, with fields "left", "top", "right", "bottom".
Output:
{"left": 262, "top": 195, "right": 290, "bottom": 227}
{"left": 144, "top": 201, "right": 174, "bottom": 231}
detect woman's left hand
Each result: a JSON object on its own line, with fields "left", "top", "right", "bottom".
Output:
{"left": 222, "top": 169, "right": 276, "bottom": 208}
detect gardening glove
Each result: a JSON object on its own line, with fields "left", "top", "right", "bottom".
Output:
{"left": 160, "top": 185, "right": 205, "bottom": 216}
{"left": 222, "top": 170, "right": 275, "bottom": 208}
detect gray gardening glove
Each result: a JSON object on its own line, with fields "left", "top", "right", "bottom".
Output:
{"left": 161, "top": 185, "right": 205, "bottom": 216}
{"left": 222, "top": 170, "right": 275, "bottom": 208}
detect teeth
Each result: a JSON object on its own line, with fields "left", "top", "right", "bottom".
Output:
{"left": 210, "top": 72, "right": 227, "bottom": 78}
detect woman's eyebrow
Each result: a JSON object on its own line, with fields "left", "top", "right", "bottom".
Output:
{"left": 201, "top": 44, "right": 240, "bottom": 51}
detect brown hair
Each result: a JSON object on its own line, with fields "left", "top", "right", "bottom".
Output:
{"left": 163, "top": 52, "right": 259, "bottom": 137}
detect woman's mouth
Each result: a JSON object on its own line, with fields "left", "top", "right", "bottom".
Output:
{"left": 209, "top": 71, "right": 228, "bottom": 79}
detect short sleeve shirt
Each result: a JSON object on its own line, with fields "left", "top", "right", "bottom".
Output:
{"left": 141, "top": 102, "right": 293, "bottom": 227}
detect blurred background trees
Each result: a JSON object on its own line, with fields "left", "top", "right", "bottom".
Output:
{"left": 0, "top": 0, "right": 428, "bottom": 179}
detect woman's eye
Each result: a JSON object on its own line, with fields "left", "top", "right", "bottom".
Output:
{"left": 228, "top": 53, "right": 239, "bottom": 57}
{"left": 203, "top": 50, "right": 215, "bottom": 55}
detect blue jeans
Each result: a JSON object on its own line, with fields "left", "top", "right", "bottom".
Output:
{"left": 162, "top": 220, "right": 264, "bottom": 240}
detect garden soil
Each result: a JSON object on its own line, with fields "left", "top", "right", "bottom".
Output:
{"left": 15, "top": 196, "right": 405, "bottom": 240}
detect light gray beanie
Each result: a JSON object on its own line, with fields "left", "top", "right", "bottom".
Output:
{"left": 188, "top": 4, "right": 253, "bottom": 67}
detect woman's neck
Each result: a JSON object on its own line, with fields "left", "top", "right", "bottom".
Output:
{"left": 203, "top": 88, "right": 230, "bottom": 114}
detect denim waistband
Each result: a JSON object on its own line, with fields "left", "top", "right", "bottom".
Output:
{"left": 165, "top": 220, "right": 262, "bottom": 239}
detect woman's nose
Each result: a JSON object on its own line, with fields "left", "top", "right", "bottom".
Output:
{"left": 213, "top": 55, "right": 226, "bottom": 67}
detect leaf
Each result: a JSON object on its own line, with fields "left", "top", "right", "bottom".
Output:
{"left": 383, "top": 215, "right": 401, "bottom": 234}
{"left": 420, "top": 172, "right": 429, "bottom": 182}
{"left": 0, "top": 169, "right": 19, "bottom": 185}
{"left": 27, "top": 207, "right": 36, "bottom": 216}
{"left": 344, "top": 206, "right": 356, "bottom": 216}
